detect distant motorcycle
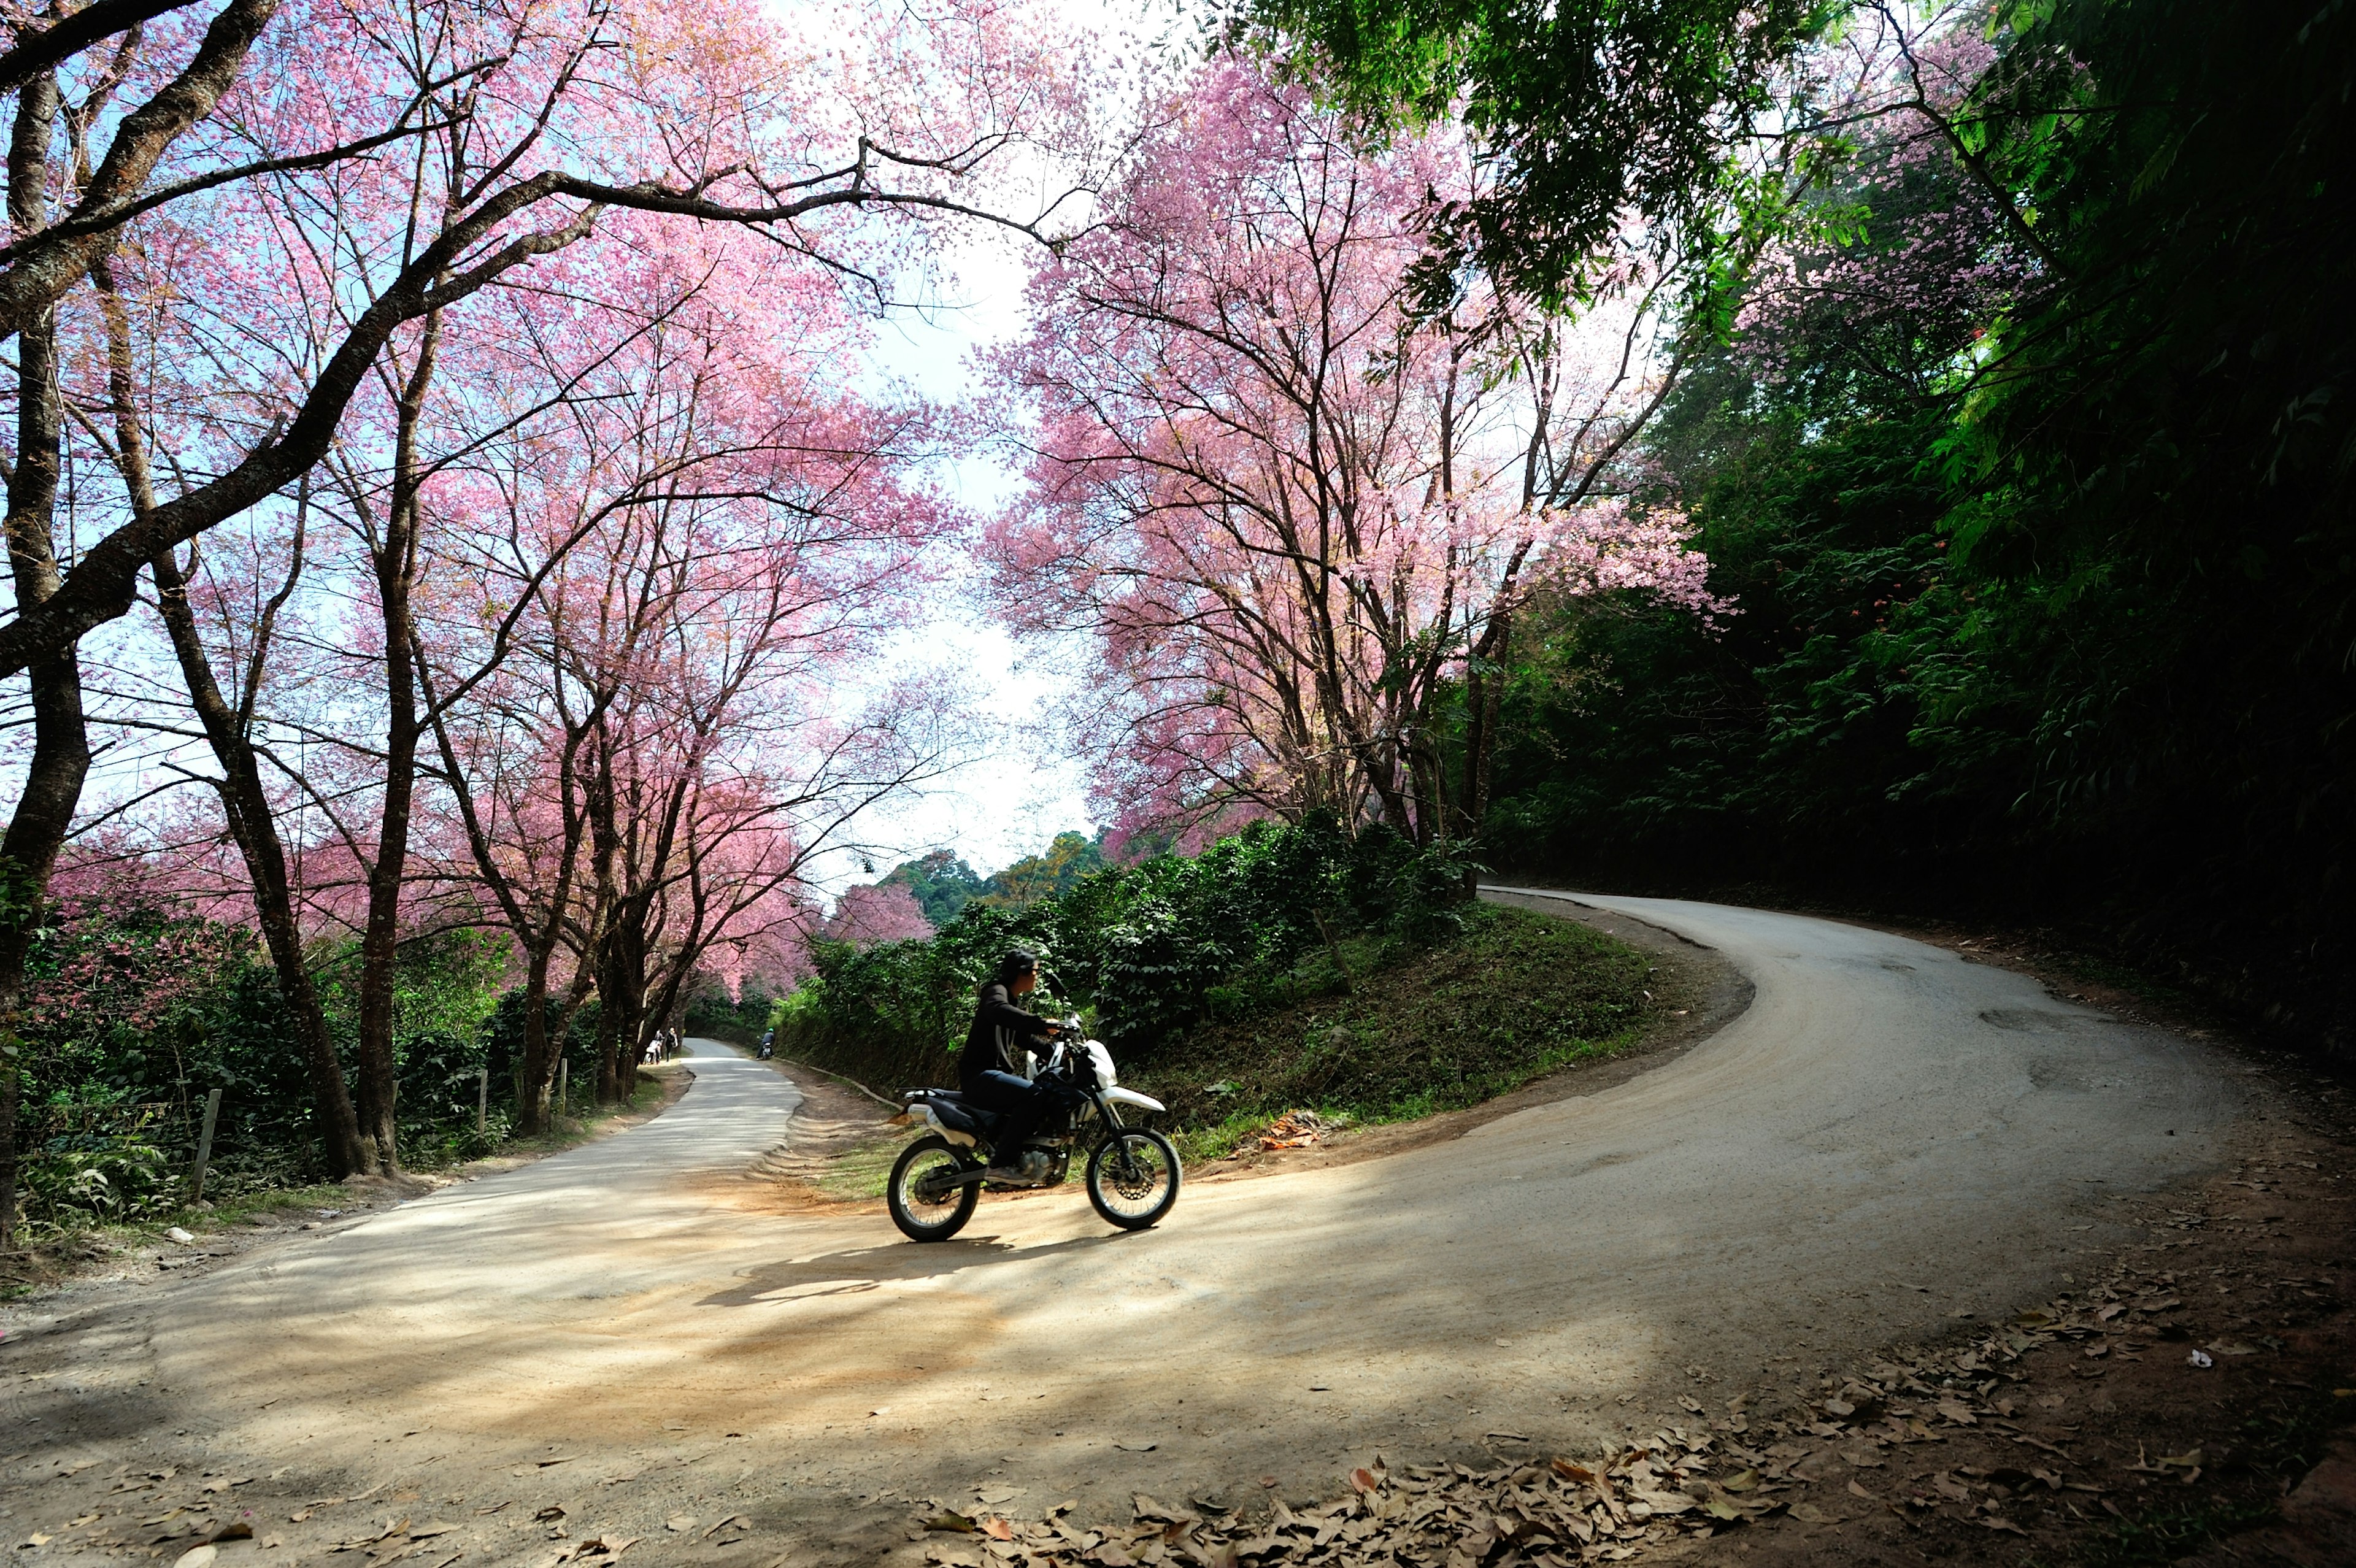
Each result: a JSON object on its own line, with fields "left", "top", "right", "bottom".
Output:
{"left": 891, "top": 1020, "right": 1180, "bottom": 1241}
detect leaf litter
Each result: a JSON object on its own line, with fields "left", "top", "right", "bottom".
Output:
{"left": 904, "top": 1251, "right": 2250, "bottom": 1565}
{"left": 1253, "top": 1112, "right": 1333, "bottom": 1152}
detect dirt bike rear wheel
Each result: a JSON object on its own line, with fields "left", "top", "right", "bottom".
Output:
{"left": 889, "top": 1134, "right": 980, "bottom": 1242}
{"left": 1085, "top": 1129, "right": 1181, "bottom": 1230}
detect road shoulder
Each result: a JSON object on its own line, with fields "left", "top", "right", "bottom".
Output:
{"left": 0, "top": 1061, "right": 695, "bottom": 1325}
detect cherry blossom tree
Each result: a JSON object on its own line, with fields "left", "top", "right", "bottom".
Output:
{"left": 1731, "top": 2, "right": 2047, "bottom": 404}
{"left": 824, "top": 881, "right": 935, "bottom": 945}
{"left": 2, "top": 0, "right": 1095, "bottom": 674}
{"left": 410, "top": 215, "right": 967, "bottom": 1128}
{"left": 2, "top": 0, "right": 1101, "bottom": 1202}
{"left": 990, "top": 63, "right": 1720, "bottom": 851}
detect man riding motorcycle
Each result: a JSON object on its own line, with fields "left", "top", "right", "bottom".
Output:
{"left": 962, "top": 950, "right": 1066, "bottom": 1183}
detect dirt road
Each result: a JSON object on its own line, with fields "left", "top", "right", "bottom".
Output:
{"left": 1, "top": 892, "right": 2254, "bottom": 1563}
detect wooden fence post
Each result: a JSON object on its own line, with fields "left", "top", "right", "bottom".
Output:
{"left": 190, "top": 1088, "right": 223, "bottom": 1205}
{"left": 477, "top": 1069, "right": 488, "bottom": 1132}
{"left": 557, "top": 1059, "right": 569, "bottom": 1124}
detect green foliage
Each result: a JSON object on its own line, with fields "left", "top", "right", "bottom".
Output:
{"left": 1245, "top": 0, "right": 1826, "bottom": 301}
{"left": 332, "top": 929, "right": 510, "bottom": 1139}
{"left": 17, "top": 900, "right": 522, "bottom": 1205}
{"left": 479, "top": 986, "right": 602, "bottom": 1106}
{"left": 683, "top": 976, "right": 776, "bottom": 1045}
{"left": 879, "top": 849, "right": 987, "bottom": 925}
{"left": 974, "top": 829, "right": 1108, "bottom": 910}
{"left": 15, "top": 1104, "right": 183, "bottom": 1234}
{"left": 1472, "top": 0, "right": 2356, "bottom": 1043}
{"left": 873, "top": 832, "right": 1112, "bottom": 924}
{"left": 771, "top": 816, "right": 1478, "bottom": 1086}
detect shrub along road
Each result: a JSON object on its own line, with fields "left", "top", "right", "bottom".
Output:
{"left": 0, "top": 892, "right": 2297, "bottom": 1567}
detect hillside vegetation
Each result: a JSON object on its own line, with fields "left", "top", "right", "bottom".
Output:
{"left": 771, "top": 820, "right": 1657, "bottom": 1153}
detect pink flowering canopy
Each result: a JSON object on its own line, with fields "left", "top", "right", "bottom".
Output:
{"left": 2, "top": 0, "right": 1098, "bottom": 1070}
{"left": 988, "top": 61, "right": 1722, "bottom": 849}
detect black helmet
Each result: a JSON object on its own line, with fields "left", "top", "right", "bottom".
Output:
{"left": 995, "top": 950, "right": 1039, "bottom": 985}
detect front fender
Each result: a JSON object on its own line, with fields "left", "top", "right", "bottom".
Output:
{"left": 1103, "top": 1086, "right": 1165, "bottom": 1113}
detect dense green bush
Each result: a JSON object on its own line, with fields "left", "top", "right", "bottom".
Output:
{"left": 772, "top": 817, "right": 1477, "bottom": 1086}
{"left": 1469, "top": 0, "right": 2356, "bottom": 1047}
{"left": 18, "top": 899, "right": 535, "bottom": 1212}
{"left": 682, "top": 978, "right": 777, "bottom": 1045}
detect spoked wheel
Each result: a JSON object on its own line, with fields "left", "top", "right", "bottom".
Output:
{"left": 888, "top": 1134, "right": 980, "bottom": 1242}
{"left": 1085, "top": 1129, "right": 1182, "bottom": 1231}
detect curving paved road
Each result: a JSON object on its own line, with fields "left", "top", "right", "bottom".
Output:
{"left": 4, "top": 892, "right": 2250, "bottom": 1558}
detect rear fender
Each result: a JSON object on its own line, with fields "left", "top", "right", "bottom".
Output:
{"left": 917, "top": 1103, "right": 979, "bottom": 1148}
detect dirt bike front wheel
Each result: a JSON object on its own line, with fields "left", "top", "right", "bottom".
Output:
{"left": 1085, "top": 1129, "right": 1181, "bottom": 1230}
{"left": 888, "top": 1134, "right": 980, "bottom": 1242}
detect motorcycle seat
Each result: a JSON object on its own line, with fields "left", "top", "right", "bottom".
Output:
{"left": 903, "top": 1089, "right": 1003, "bottom": 1137}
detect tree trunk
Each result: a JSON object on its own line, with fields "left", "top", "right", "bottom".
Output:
{"left": 517, "top": 947, "right": 554, "bottom": 1136}
{"left": 585, "top": 747, "right": 626, "bottom": 1105}
{"left": 149, "top": 545, "right": 373, "bottom": 1177}
{"left": 352, "top": 310, "right": 442, "bottom": 1170}
{"left": 599, "top": 906, "right": 647, "bottom": 1104}
{"left": 0, "top": 643, "right": 85, "bottom": 1249}
{"left": 92, "top": 250, "right": 374, "bottom": 1180}
{"left": 0, "top": 68, "right": 88, "bottom": 1248}
{"left": 1452, "top": 604, "right": 1514, "bottom": 895}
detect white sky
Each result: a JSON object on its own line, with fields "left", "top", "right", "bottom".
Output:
{"left": 795, "top": 0, "right": 1188, "bottom": 893}
{"left": 806, "top": 226, "right": 1094, "bottom": 892}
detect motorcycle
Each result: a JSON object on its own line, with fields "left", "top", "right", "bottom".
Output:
{"left": 889, "top": 1018, "right": 1180, "bottom": 1241}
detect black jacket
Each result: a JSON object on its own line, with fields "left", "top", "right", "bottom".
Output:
{"left": 961, "top": 982, "right": 1054, "bottom": 1090}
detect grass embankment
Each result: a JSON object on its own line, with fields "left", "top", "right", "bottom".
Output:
{"left": 1126, "top": 902, "right": 1653, "bottom": 1163}
{"left": 780, "top": 904, "right": 1658, "bottom": 1199}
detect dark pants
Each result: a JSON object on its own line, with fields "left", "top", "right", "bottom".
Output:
{"left": 965, "top": 1069, "right": 1047, "bottom": 1164}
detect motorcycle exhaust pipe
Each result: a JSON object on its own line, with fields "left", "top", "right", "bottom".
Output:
{"left": 924, "top": 1163, "right": 1045, "bottom": 1194}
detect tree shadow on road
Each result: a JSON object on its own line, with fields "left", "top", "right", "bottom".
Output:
{"left": 698, "top": 1230, "right": 1145, "bottom": 1308}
